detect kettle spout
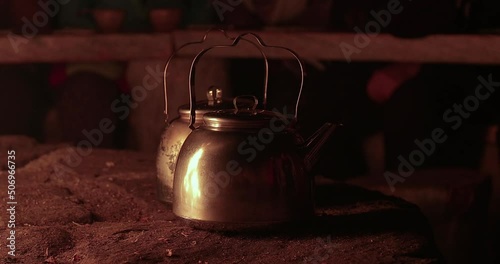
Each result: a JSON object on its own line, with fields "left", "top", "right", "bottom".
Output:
{"left": 302, "top": 122, "right": 340, "bottom": 170}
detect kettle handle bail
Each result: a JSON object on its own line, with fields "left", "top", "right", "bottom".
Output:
{"left": 188, "top": 32, "right": 305, "bottom": 130}
{"left": 162, "top": 28, "right": 235, "bottom": 123}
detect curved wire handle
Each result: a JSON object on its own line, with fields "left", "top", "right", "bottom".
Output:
{"left": 188, "top": 32, "right": 305, "bottom": 129}
{"left": 163, "top": 29, "right": 233, "bottom": 123}
{"left": 162, "top": 29, "right": 269, "bottom": 123}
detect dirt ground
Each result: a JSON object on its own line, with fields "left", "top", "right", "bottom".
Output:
{"left": 0, "top": 136, "right": 441, "bottom": 263}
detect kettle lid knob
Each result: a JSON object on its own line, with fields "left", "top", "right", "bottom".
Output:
{"left": 207, "top": 86, "right": 222, "bottom": 106}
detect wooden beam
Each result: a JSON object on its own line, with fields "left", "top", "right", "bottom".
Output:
{"left": 0, "top": 33, "right": 173, "bottom": 64}
{"left": 0, "top": 30, "right": 499, "bottom": 64}
{"left": 173, "top": 31, "right": 500, "bottom": 64}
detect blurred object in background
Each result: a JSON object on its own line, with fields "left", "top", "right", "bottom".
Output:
{"left": 93, "top": 0, "right": 148, "bottom": 32}
{"left": 0, "top": 0, "right": 53, "bottom": 142}
{"left": 91, "top": 8, "right": 126, "bottom": 33}
{"left": 223, "top": 0, "right": 332, "bottom": 30}
{"left": 56, "top": 72, "right": 119, "bottom": 148}
{"left": 367, "top": 63, "right": 422, "bottom": 104}
{"left": 57, "top": 0, "right": 212, "bottom": 32}
{"left": 481, "top": 125, "right": 500, "bottom": 262}
{"left": 48, "top": 61, "right": 127, "bottom": 148}
{"left": 330, "top": 0, "right": 457, "bottom": 36}
{"left": 148, "top": 7, "right": 182, "bottom": 32}
{"left": 456, "top": 0, "right": 500, "bottom": 32}
{"left": 480, "top": 0, "right": 500, "bottom": 31}
{"left": 57, "top": 0, "right": 149, "bottom": 32}
{"left": 303, "top": 62, "right": 383, "bottom": 179}
{"left": 146, "top": 0, "right": 217, "bottom": 31}
{"left": 383, "top": 64, "right": 500, "bottom": 176}
{"left": 53, "top": 1, "right": 134, "bottom": 148}
{"left": 183, "top": 0, "right": 215, "bottom": 26}
{"left": 0, "top": 65, "right": 50, "bottom": 141}
{"left": 125, "top": 60, "right": 166, "bottom": 152}
{"left": 9, "top": 0, "right": 53, "bottom": 34}
{"left": 145, "top": 0, "right": 184, "bottom": 32}
{"left": 297, "top": 0, "right": 333, "bottom": 30}
{"left": 57, "top": 0, "right": 95, "bottom": 29}
{"left": 386, "top": 0, "right": 457, "bottom": 37}
{"left": 496, "top": 126, "right": 500, "bottom": 263}
{"left": 222, "top": 1, "right": 262, "bottom": 29}
{"left": 456, "top": 0, "right": 475, "bottom": 31}
{"left": 0, "top": 0, "right": 10, "bottom": 29}
{"left": 242, "top": 0, "right": 308, "bottom": 26}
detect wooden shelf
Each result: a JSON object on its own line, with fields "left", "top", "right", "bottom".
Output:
{"left": 0, "top": 30, "right": 499, "bottom": 64}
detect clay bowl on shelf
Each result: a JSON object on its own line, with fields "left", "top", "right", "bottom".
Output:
{"left": 92, "top": 9, "right": 126, "bottom": 33}
{"left": 149, "top": 8, "right": 182, "bottom": 33}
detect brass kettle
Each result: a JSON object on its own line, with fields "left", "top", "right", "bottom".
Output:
{"left": 172, "top": 33, "right": 338, "bottom": 229}
{"left": 156, "top": 30, "right": 270, "bottom": 204}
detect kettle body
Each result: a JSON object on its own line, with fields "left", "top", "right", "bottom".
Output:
{"left": 172, "top": 123, "right": 314, "bottom": 228}
{"left": 156, "top": 117, "right": 196, "bottom": 203}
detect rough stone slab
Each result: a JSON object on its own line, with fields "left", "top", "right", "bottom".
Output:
{"left": 0, "top": 139, "right": 441, "bottom": 263}
{"left": 6, "top": 185, "right": 93, "bottom": 226}
{"left": 10, "top": 218, "right": 439, "bottom": 264}
{"left": 0, "top": 135, "right": 65, "bottom": 170}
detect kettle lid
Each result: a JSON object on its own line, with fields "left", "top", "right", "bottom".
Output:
{"left": 178, "top": 86, "right": 233, "bottom": 120}
{"left": 178, "top": 100, "right": 234, "bottom": 118}
{"left": 202, "top": 96, "right": 290, "bottom": 130}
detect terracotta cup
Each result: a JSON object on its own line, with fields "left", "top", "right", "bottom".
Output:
{"left": 149, "top": 8, "right": 182, "bottom": 32}
{"left": 92, "top": 9, "right": 126, "bottom": 33}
